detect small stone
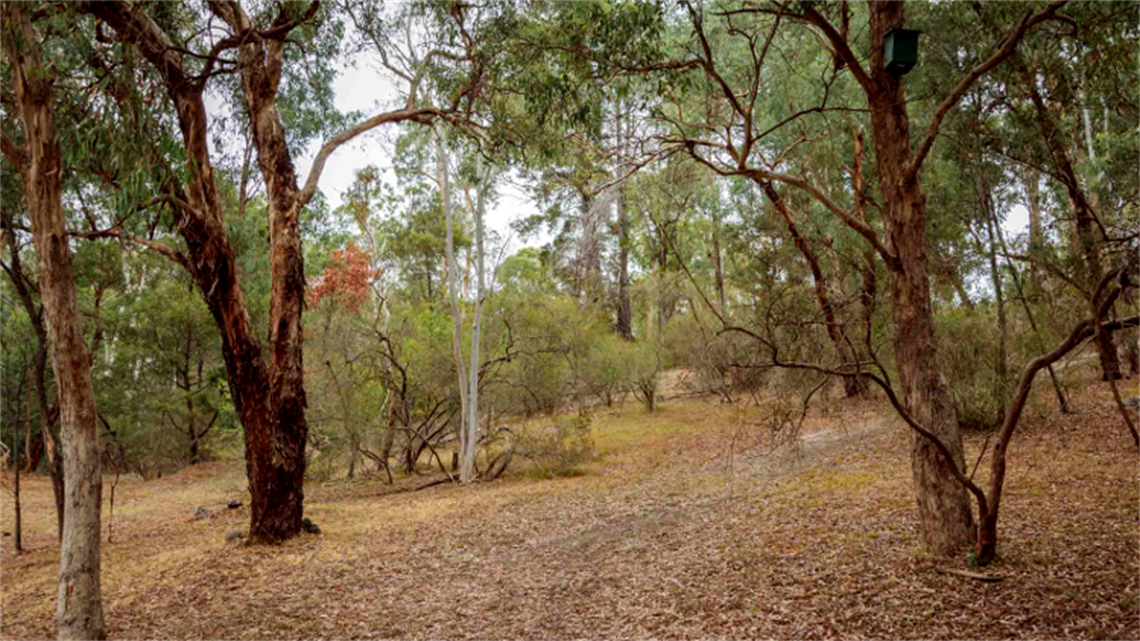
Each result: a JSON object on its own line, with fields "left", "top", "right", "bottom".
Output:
{"left": 1123, "top": 396, "right": 1139, "bottom": 408}
{"left": 226, "top": 499, "right": 242, "bottom": 509}
{"left": 225, "top": 530, "right": 244, "bottom": 542}
{"left": 301, "top": 517, "right": 322, "bottom": 535}
{"left": 193, "top": 506, "right": 213, "bottom": 521}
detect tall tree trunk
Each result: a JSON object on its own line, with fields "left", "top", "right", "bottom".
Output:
{"left": 4, "top": 5, "right": 105, "bottom": 636}
{"left": 760, "top": 181, "right": 865, "bottom": 396}
{"left": 464, "top": 156, "right": 488, "bottom": 483}
{"left": 615, "top": 101, "right": 634, "bottom": 339}
{"left": 228, "top": 16, "right": 311, "bottom": 541}
{"left": 90, "top": 2, "right": 289, "bottom": 544}
{"left": 438, "top": 126, "right": 470, "bottom": 478}
{"left": 867, "top": 2, "right": 974, "bottom": 555}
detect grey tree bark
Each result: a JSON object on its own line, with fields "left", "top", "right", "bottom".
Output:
{"left": 437, "top": 126, "right": 471, "bottom": 481}
{"left": 464, "top": 154, "right": 489, "bottom": 482}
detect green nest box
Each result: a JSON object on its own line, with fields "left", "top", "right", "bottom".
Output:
{"left": 883, "top": 28, "right": 920, "bottom": 75}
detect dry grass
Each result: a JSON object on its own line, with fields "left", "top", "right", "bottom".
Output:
{"left": 1, "top": 368, "right": 1137, "bottom": 640}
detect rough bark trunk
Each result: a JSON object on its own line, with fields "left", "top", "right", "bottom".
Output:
{"left": 90, "top": 2, "right": 292, "bottom": 544}
{"left": 228, "top": 12, "right": 309, "bottom": 542}
{"left": 4, "top": 5, "right": 105, "bottom": 636}
{"left": 867, "top": 2, "right": 974, "bottom": 554}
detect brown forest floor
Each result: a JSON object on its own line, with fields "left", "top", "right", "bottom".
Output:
{"left": 1, "top": 367, "right": 1138, "bottom": 640}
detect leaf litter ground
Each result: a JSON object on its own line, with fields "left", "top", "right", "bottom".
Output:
{"left": 1, "top": 366, "right": 1136, "bottom": 639}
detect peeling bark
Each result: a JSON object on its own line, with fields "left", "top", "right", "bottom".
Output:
{"left": 4, "top": 5, "right": 105, "bottom": 637}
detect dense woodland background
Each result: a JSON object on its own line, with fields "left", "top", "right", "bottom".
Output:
{"left": 0, "top": 1, "right": 1137, "bottom": 639}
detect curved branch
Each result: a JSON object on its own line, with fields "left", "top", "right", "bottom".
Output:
{"left": 298, "top": 107, "right": 444, "bottom": 207}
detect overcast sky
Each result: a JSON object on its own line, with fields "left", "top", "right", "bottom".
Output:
{"left": 288, "top": 59, "right": 540, "bottom": 252}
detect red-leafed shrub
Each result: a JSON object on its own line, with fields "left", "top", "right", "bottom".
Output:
{"left": 308, "top": 243, "right": 380, "bottom": 312}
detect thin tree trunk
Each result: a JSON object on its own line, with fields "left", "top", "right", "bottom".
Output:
{"left": 464, "top": 156, "right": 487, "bottom": 483}
{"left": 438, "top": 126, "right": 469, "bottom": 477}
{"left": 1021, "top": 61, "right": 1120, "bottom": 381}
{"left": 760, "top": 181, "right": 865, "bottom": 396}
{"left": 988, "top": 186, "right": 1071, "bottom": 412}
{"left": 24, "top": 403, "right": 44, "bottom": 474}
{"left": 616, "top": 101, "right": 634, "bottom": 339}
{"left": 981, "top": 178, "right": 1009, "bottom": 420}
{"left": 16, "top": 376, "right": 25, "bottom": 553}
{"left": 2, "top": 210, "right": 65, "bottom": 540}
{"left": 711, "top": 222, "right": 726, "bottom": 313}
{"left": 4, "top": 6, "right": 105, "bottom": 635}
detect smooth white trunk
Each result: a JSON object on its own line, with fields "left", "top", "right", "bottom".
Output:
{"left": 437, "top": 126, "right": 469, "bottom": 478}
{"left": 463, "top": 155, "right": 488, "bottom": 482}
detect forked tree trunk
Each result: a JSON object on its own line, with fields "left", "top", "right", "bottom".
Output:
{"left": 4, "top": 5, "right": 105, "bottom": 636}
{"left": 866, "top": 2, "right": 974, "bottom": 554}
{"left": 225, "top": 6, "right": 311, "bottom": 541}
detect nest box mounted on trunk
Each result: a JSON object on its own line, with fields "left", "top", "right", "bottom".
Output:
{"left": 884, "top": 28, "right": 920, "bottom": 75}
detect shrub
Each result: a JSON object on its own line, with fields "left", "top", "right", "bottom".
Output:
{"left": 625, "top": 340, "right": 664, "bottom": 412}
{"left": 513, "top": 416, "right": 596, "bottom": 478}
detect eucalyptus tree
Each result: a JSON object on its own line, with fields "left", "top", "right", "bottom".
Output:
{"left": 513, "top": 0, "right": 1080, "bottom": 556}
{"left": 81, "top": 0, "right": 491, "bottom": 541}
{"left": 2, "top": 4, "right": 104, "bottom": 637}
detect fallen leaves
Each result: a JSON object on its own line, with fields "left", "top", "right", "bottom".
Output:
{"left": 0, "top": 367, "right": 1136, "bottom": 639}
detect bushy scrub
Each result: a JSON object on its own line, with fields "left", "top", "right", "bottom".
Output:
{"left": 513, "top": 416, "right": 596, "bottom": 478}
{"left": 625, "top": 340, "right": 666, "bottom": 412}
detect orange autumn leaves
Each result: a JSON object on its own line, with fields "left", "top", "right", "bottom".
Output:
{"left": 308, "top": 243, "right": 380, "bottom": 313}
